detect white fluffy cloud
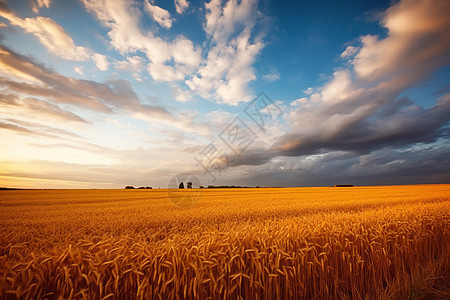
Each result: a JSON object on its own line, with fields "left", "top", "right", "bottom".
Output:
{"left": 30, "top": 0, "right": 52, "bottom": 14}
{"left": 0, "top": 5, "right": 109, "bottom": 70}
{"left": 93, "top": 53, "right": 109, "bottom": 71}
{"left": 320, "top": 70, "right": 360, "bottom": 103}
{"left": 145, "top": 0, "right": 172, "bottom": 28}
{"left": 81, "top": 0, "right": 265, "bottom": 105}
{"left": 74, "top": 66, "right": 84, "bottom": 75}
{"left": 174, "top": 0, "right": 189, "bottom": 14}
{"left": 0, "top": 12, "right": 89, "bottom": 61}
{"left": 262, "top": 72, "right": 280, "bottom": 82}
{"left": 340, "top": 46, "right": 359, "bottom": 58}
{"left": 352, "top": 0, "right": 450, "bottom": 83}
{"left": 115, "top": 55, "right": 145, "bottom": 81}
{"left": 82, "top": 0, "right": 201, "bottom": 83}
{"left": 185, "top": 0, "right": 264, "bottom": 105}
{"left": 204, "top": 0, "right": 258, "bottom": 42}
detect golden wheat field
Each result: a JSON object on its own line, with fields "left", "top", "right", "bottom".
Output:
{"left": 0, "top": 185, "right": 449, "bottom": 299}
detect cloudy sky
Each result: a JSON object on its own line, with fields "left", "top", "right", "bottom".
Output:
{"left": 0, "top": 0, "right": 449, "bottom": 188}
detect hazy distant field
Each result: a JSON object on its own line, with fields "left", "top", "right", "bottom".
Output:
{"left": 0, "top": 185, "right": 449, "bottom": 299}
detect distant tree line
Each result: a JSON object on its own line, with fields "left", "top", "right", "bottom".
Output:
{"left": 125, "top": 186, "right": 152, "bottom": 189}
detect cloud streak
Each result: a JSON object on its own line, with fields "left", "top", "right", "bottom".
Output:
{"left": 0, "top": 91, "right": 87, "bottom": 123}
{"left": 0, "top": 45, "right": 211, "bottom": 138}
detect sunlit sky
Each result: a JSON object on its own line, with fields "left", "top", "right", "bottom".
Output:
{"left": 0, "top": 0, "right": 449, "bottom": 188}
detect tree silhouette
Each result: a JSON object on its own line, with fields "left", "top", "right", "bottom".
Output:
{"left": 187, "top": 182, "right": 192, "bottom": 189}
{"left": 179, "top": 182, "right": 184, "bottom": 189}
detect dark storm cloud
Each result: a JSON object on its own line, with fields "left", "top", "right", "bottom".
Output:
{"left": 228, "top": 149, "right": 275, "bottom": 167}
{"left": 226, "top": 143, "right": 450, "bottom": 187}
{"left": 274, "top": 94, "right": 450, "bottom": 157}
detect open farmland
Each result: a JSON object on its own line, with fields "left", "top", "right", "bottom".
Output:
{"left": 0, "top": 185, "right": 449, "bottom": 299}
